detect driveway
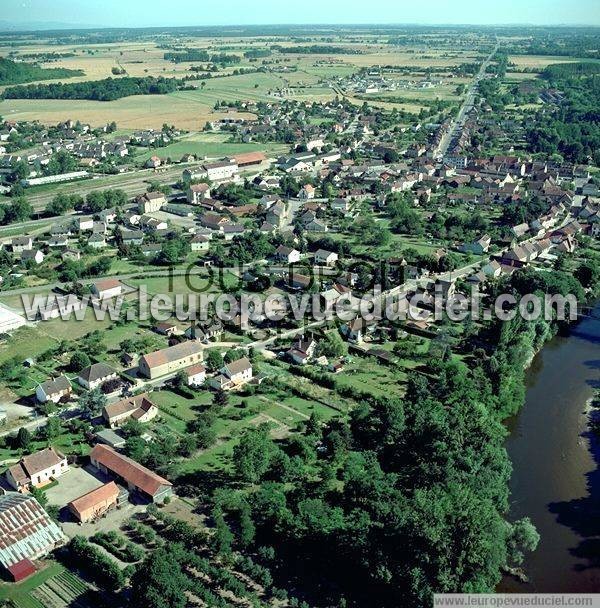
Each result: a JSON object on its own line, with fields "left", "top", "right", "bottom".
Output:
{"left": 60, "top": 501, "right": 147, "bottom": 540}
{"left": 44, "top": 465, "right": 107, "bottom": 507}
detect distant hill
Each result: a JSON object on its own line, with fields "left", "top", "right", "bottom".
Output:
{"left": 0, "top": 57, "right": 83, "bottom": 86}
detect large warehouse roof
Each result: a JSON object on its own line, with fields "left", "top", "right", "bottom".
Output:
{"left": 0, "top": 493, "right": 66, "bottom": 569}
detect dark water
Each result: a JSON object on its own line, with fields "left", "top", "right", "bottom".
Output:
{"left": 502, "top": 305, "right": 600, "bottom": 592}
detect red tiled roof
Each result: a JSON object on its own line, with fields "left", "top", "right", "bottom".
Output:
{"left": 232, "top": 152, "right": 265, "bottom": 165}
{"left": 94, "top": 278, "right": 122, "bottom": 292}
{"left": 68, "top": 482, "right": 119, "bottom": 517}
{"left": 90, "top": 444, "right": 171, "bottom": 497}
{"left": 185, "top": 364, "right": 206, "bottom": 377}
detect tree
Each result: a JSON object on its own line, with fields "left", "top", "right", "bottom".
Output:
{"left": 4, "top": 196, "right": 33, "bottom": 224}
{"left": 79, "top": 388, "right": 107, "bottom": 418}
{"left": 178, "top": 433, "right": 197, "bottom": 457}
{"left": 239, "top": 503, "right": 256, "bottom": 547}
{"left": 575, "top": 262, "right": 600, "bottom": 291}
{"left": 69, "top": 351, "right": 91, "bottom": 372}
{"left": 121, "top": 418, "right": 143, "bottom": 438}
{"left": 214, "top": 389, "right": 229, "bottom": 408}
{"left": 43, "top": 416, "right": 62, "bottom": 442}
{"left": 318, "top": 331, "right": 347, "bottom": 358}
{"left": 205, "top": 349, "right": 223, "bottom": 372}
{"left": 506, "top": 517, "right": 540, "bottom": 567}
{"left": 69, "top": 536, "right": 125, "bottom": 591}
{"left": 131, "top": 547, "right": 189, "bottom": 608}
{"left": 124, "top": 436, "right": 147, "bottom": 461}
{"left": 16, "top": 427, "right": 32, "bottom": 450}
{"left": 212, "top": 508, "right": 234, "bottom": 555}
{"left": 233, "top": 424, "right": 273, "bottom": 483}
{"left": 30, "top": 486, "right": 47, "bottom": 508}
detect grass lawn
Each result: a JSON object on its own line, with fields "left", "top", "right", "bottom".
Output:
{"left": 335, "top": 357, "right": 407, "bottom": 398}
{"left": 133, "top": 133, "right": 288, "bottom": 163}
{"left": 151, "top": 388, "right": 213, "bottom": 422}
{"left": 0, "top": 326, "right": 56, "bottom": 364}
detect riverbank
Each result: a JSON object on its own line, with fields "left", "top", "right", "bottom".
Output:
{"left": 500, "top": 302, "right": 600, "bottom": 592}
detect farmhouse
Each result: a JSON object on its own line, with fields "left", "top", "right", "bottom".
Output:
{"left": 341, "top": 317, "right": 377, "bottom": 344}
{"left": 68, "top": 481, "right": 120, "bottom": 523}
{"left": 299, "top": 184, "right": 316, "bottom": 200}
{"left": 121, "top": 229, "right": 144, "bottom": 246}
{"left": 11, "top": 236, "right": 33, "bottom": 252}
{"left": 139, "top": 341, "right": 204, "bottom": 379}
{"left": 91, "top": 278, "right": 123, "bottom": 299}
{"left": 0, "top": 493, "right": 67, "bottom": 579}
{"left": 191, "top": 234, "right": 210, "bottom": 251}
{"left": 460, "top": 235, "right": 491, "bottom": 255}
{"left": 35, "top": 375, "right": 72, "bottom": 403}
{"left": 78, "top": 362, "right": 118, "bottom": 390}
{"left": 21, "top": 249, "right": 44, "bottom": 265}
{"left": 90, "top": 444, "right": 173, "bottom": 504}
{"left": 102, "top": 394, "right": 158, "bottom": 428}
{"left": 6, "top": 447, "right": 68, "bottom": 491}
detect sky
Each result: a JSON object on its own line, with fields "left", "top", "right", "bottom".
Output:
{"left": 1, "top": 0, "right": 600, "bottom": 28}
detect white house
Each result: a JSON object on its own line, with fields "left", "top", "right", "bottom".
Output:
{"left": 137, "top": 191, "right": 166, "bottom": 214}
{"left": 191, "top": 235, "right": 210, "bottom": 251}
{"left": 209, "top": 357, "right": 253, "bottom": 390}
{"left": 299, "top": 184, "right": 316, "bottom": 200}
{"left": 77, "top": 362, "right": 118, "bottom": 390}
{"left": 314, "top": 249, "right": 338, "bottom": 266}
{"left": 102, "top": 394, "right": 158, "bottom": 428}
{"left": 287, "top": 336, "right": 318, "bottom": 365}
{"left": 185, "top": 364, "right": 206, "bottom": 387}
{"left": 91, "top": 278, "right": 123, "bottom": 300}
{"left": 204, "top": 160, "right": 238, "bottom": 182}
{"left": 36, "top": 375, "right": 72, "bottom": 403}
{"left": 276, "top": 245, "right": 301, "bottom": 264}
{"left": 21, "top": 249, "right": 44, "bottom": 265}
{"left": 6, "top": 447, "right": 68, "bottom": 491}
{"left": 187, "top": 183, "right": 211, "bottom": 204}
{"left": 11, "top": 236, "right": 33, "bottom": 252}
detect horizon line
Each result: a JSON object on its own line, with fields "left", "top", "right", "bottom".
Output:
{"left": 1, "top": 21, "right": 600, "bottom": 33}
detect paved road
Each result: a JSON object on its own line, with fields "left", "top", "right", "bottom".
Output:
{"left": 434, "top": 42, "right": 499, "bottom": 159}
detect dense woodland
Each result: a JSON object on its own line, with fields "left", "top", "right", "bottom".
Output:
{"left": 0, "top": 56, "right": 83, "bottom": 85}
{"left": 2, "top": 76, "right": 182, "bottom": 101}
{"left": 164, "top": 49, "right": 241, "bottom": 65}
{"left": 525, "top": 63, "right": 600, "bottom": 164}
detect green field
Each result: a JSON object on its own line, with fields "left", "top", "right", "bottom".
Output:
{"left": 133, "top": 133, "right": 288, "bottom": 163}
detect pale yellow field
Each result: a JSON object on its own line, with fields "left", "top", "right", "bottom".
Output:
{"left": 508, "top": 55, "right": 582, "bottom": 69}
{"left": 0, "top": 38, "right": 484, "bottom": 129}
{"left": 0, "top": 95, "right": 255, "bottom": 130}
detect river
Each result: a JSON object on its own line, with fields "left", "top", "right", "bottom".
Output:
{"left": 502, "top": 304, "right": 600, "bottom": 592}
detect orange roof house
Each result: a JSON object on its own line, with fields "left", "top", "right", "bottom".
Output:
{"left": 68, "top": 482, "right": 120, "bottom": 523}
{"left": 89, "top": 444, "right": 172, "bottom": 504}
